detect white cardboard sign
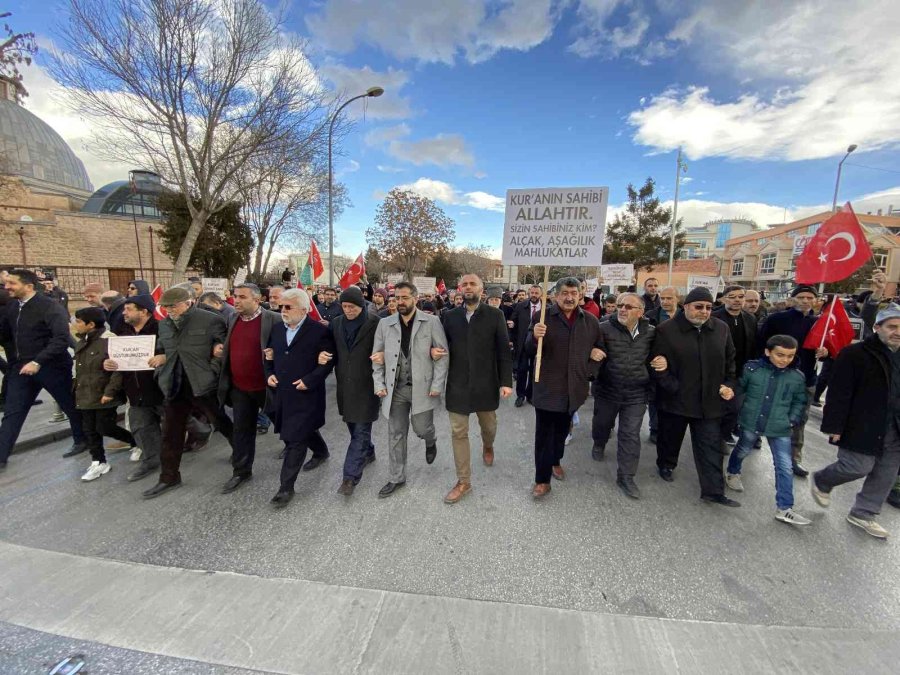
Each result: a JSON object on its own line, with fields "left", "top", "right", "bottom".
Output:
{"left": 412, "top": 276, "right": 436, "bottom": 294}
{"left": 600, "top": 263, "right": 634, "bottom": 287}
{"left": 107, "top": 335, "right": 156, "bottom": 371}
{"left": 584, "top": 278, "right": 600, "bottom": 297}
{"left": 688, "top": 275, "right": 724, "bottom": 295}
{"left": 201, "top": 277, "right": 228, "bottom": 298}
{"left": 501, "top": 187, "right": 609, "bottom": 266}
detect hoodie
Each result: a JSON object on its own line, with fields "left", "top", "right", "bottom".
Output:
{"left": 129, "top": 279, "right": 151, "bottom": 296}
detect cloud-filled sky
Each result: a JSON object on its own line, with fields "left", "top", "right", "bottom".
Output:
{"left": 12, "top": 0, "right": 900, "bottom": 259}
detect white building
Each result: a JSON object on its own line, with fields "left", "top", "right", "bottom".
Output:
{"left": 682, "top": 218, "right": 759, "bottom": 260}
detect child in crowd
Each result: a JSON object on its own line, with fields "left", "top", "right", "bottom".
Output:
{"left": 72, "top": 307, "right": 134, "bottom": 481}
{"left": 725, "top": 334, "right": 811, "bottom": 526}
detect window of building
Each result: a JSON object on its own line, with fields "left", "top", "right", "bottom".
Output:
{"left": 759, "top": 252, "right": 777, "bottom": 275}
{"left": 715, "top": 222, "right": 732, "bottom": 248}
{"left": 807, "top": 222, "right": 821, "bottom": 235}
{"left": 873, "top": 248, "right": 888, "bottom": 270}
{"left": 732, "top": 258, "right": 744, "bottom": 276}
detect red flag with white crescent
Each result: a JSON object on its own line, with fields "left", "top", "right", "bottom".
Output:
{"left": 338, "top": 253, "right": 366, "bottom": 289}
{"left": 795, "top": 203, "right": 873, "bottom": 284}
{"left": 296, "top": 280, "right": 323, "bottom": 321}
{"left": 803, "top": 297, "right": 856, "bottom": 357}
{"left": 151, "top": 285, "right": 167, "bottom": 321}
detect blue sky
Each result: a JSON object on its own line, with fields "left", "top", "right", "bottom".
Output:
{"left": 12, "top": 0, "right": 900, "bottom": 259}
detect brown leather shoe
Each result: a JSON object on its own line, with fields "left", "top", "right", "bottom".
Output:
{"left": 482, "top": 446, "right": 494, "bottom": 466}
{"left": 532, "top": 483, "right": 551, "bottom": 499}
{"left": 552, "top": 465, "right": 566, "bottom": 481}
{"left": 337, "top": 479, "right": 355, "bottom": 496}
{"left": 444, "top": 481, "right": 472, "bottom": 504}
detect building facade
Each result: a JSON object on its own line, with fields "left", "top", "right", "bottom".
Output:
{"left": 682, "top": 218, "right": 759, "bottom": 260}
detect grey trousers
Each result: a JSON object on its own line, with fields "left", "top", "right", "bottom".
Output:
{"left": 387, "top": 383, "right": 436, "bottom": 484}
{"left": 790, "top": 386, "right": 815, "bottom": 463}
{"left": 129, "top": 404, "right": 164, "bottom": 467}
{"left": 814, "top": 421, "right": 900, "bottom": 518}
{"left": 591, "top": 397, "right": 646, "bottom": 478}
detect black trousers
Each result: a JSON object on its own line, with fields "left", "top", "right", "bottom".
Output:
{"left": 230, "top": 387, "right": 266, "bottom": 477}
{"left": 516, "top": 353, "right": 535, "bottom": 400}
{"left": 81, "top": 408, "right": 134, "bottom": 463}
{"left": 656, "top": 410, "right": 726, "bottom": 497}
{"left": 280, "top": 430, "right": 328, "bottom": 492}
{"left": 719, "top": 392, "right": 744, "bottom": 441}
{"left": 814, "top": 358, "right": 834, "bottom": 402}
{"left": 534, "top": 408, "right": 571, "bottom": 484}
{"left": 160, "top": 384, "right": 233, "bottom": 484}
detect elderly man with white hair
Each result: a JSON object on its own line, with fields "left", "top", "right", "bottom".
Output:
{"left": 264, "top": 288, "right": 335, "bottom": 507}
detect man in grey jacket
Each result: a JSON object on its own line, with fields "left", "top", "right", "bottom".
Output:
{"left": 371, "top": 281, "right": 449, "bottom": 498}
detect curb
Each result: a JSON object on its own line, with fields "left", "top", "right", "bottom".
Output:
{"left": 10, "top": 412, "right": 126, "bottom": 456}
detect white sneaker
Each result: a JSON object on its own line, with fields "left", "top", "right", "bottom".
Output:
{"left": 81, "top": 461, "right": 111, "bottom": 481}
{"left": 130, "top": 447, "right": 143, "bottom": 462}
{"left": 565, "top": 433, "right": 573, "bottom": 445}
{"left": 846, "top": 514, "right": 889, "bottom": 539}
{"left": 725, "top": 473, "right": 744, "bottom": 492}
{"left": 810, "top": 476, "right": 830, "bottom": 507}
{"left": 572, "top": 412, "right": 580, "bottom": 427}
{"left": 49, "top": 411, "right": 68, "bottom": 423}
{"left": 775, "top": 508, "right": 812, "bottom": 526}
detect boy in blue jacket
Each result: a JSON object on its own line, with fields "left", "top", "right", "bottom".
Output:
{"left": 725, "top": 335, "right": 811, "bottom": 526}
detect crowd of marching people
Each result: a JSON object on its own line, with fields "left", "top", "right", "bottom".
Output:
{"left": 1, "top": 265, "right": 899, "bottom": 538}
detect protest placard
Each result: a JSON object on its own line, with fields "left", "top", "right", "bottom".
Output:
{"left": 687, "top": 275, "right": 724, "bottom": 295}
{"left": 107, "top": 335, "right": 156, "bottom": 371}
{"left": 600, "top": 263, "right": 634, "bottom": 288}
{"left": 412, "top": 276, "right": 436, "bottom": 294}
{"left": 201, "top": 278, "right": 228, "bottom": 297}
{"left": 584, "top": 278, "right": 600, "bottom": 297}
{"left": 386, "top": 273, "right": 403, "bottom": 285}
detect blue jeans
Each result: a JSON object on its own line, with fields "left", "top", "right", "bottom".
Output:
{"left": 727, "top": 429, "right": 794, "bottom": 510}
{"left": 344, "top": 421, "right": 375, "bottom": 483}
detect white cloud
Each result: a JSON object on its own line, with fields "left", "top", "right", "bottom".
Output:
{"left": 366, "top": 124, "right": 476, "bottom": 168}
{"left": 319, "top": 64, "right": 412, "bottom": 120}
{"left": 394, "top": 177, "right": 505, "bottom": 212}
{"left": 307, "top": 0, "right": 557, "bottom": 64}
{"left": 336, "top": 159, "right": 359, "bottom": 177}
{"left": 628, "top": 0, "right": 900, "bottom": 161}
{"left": 376, "top": 164, "right": 406, "bottom": 174}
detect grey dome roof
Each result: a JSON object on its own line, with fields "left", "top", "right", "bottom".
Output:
{"left": 0, "top": 99, "right": 93, "bottom": 192}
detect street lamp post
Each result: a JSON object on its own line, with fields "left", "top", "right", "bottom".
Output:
{"left": 831, "top": 144, "right": 857, "bottom": 212}
{"left": 667, "top": 147, "right": 688, "bottom": 286}
{"left": 328, "top": 86, "right": 384, "bottom": 285}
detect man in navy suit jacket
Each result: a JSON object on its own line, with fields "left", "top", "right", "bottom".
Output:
{"left": 264, "top": 288, "right": 335, "bottom": 507}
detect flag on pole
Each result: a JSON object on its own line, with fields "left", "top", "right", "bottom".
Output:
{"left": 309, "top": 240, "right": 324, "bottom": 280}
{"left": 298, "top": 262, "right": 314, "bottom": 286}
{"left": 338, "top": 253, "right": 366, "bottom": 289}
{"left": 803, "top": 297, "right": 855, "bottom": 357}
{"left": 437, "top": 279, "right": 446, "bottom": 294}
{"left": 795, "top": 203, "right": 873, "bottom": 284}
{"left": 151, "top": 284, "right": 167, "bottom": 321}
{"left": 296, "top": 281, "right": 323, "bottom": 321}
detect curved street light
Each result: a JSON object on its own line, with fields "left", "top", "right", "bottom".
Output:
{"left": 831, "top": 143, "right": 858, "bottom": 212}
{"left": 328, "top": 86, "right": 384, "bottom": 285}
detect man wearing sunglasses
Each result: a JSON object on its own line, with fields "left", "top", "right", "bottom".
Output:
{"left": 651, "top": 286, "right": 739, "bottom": 507}
{"left": 590, "top": 293, "right": 668, "bottom": 499}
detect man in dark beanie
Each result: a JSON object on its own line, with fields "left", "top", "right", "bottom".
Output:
{"left": 318, "top": 285, "right": 381, "bottom": 496}
{"left": 758, "top": 284, "right": 828, "bottom": 477}
{"left": 713, "top": 285, "right": 758, "bottom": 446}
{"left": 652, "top": 286, "right": 739, "bottom": 506}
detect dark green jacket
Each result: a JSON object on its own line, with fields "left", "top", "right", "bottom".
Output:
{"left": 738, "top": 358, "right": 807, "bottom": 437}
{"left": 73, "top": 330, "right": 124, "bottom": 410}
{"left": 156, "top": 306, "right": 227, "bottom": 399}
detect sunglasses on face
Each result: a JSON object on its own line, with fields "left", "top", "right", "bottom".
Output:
{"left": 616, "top": 303, "right": 641, "bottom": 311}
{"left": 280, "top": 304, "right": 296, "bottom": 310}
{"left": 691, "top": 304, "right": 713, "bottom": 311}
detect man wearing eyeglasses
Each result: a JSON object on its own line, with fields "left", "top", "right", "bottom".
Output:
{"left": 590, "top": 293, "right": 668, "bottom": 499}
{"left": 651, "top": 286, "right": 739, "bottom": 507}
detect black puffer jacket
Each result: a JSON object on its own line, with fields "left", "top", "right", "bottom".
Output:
{"left": 591, "top": 315, "right": 655, "bottom": 403}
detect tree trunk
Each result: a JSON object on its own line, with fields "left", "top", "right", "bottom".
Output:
{"left": 251, "top": 234, "right": 266, "bottom": 280}
{"left": 171, "top": 209, "right": 209, "bottom": 282}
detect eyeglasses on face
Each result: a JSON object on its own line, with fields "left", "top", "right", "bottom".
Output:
{"left": 616, "top": 303, "right": 641, "bottom": 311}
{"left": 690, "top": 304, "right": 713, "bottom": 311}
{"left": 280, "top": 304, "right": 296, "bottom": 310}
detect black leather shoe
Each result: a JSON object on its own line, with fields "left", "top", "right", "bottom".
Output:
{"left": 702, "top": 494, "right": 741, "bottom": 507}
{"left": 126, "top": 463, "right": 158, "bottom": 482}
{"left": 62, "top": 441, "right": 87, "bottom": 458}
{"left": 425, "top": 444, "right": 437, "bottom": 464}
{"left": 617, "top": 476, "right": 640, "bottom": 499}
{"left": 222, "top": 474, "right": 251, "bottom": 494}
{"left": 658, "top": 467, "right": 674, "bottom": 482}
{"left": 302, "top": 455, "right": 329, "bottom": 472}
{"left": 514, "top": 396, "right": 525, "bottom": 407}
{"left": 792, "top": 462, "right": 810, "bottom": 478}
{"left": 364, "top": 452, "right": 376, "bottom": 466}
{"left": 142, "top": 481, "right": 181, "bottom": 499}
{"left": 337, "top": 479, "right": 355, "bottom": 496}
{"left": 271, "top": 490, "right": 294, "bottom": 507}
{"left": 378, "top": 481, "right": 406, "bottom": 498}
{"left": 887, "top": 489, "right": 900, "bottom": 509}
{"left": 591, "top": 444, "right": 605, "bottom": 461}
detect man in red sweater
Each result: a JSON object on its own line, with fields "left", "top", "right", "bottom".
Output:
{"left": 215, "top": 284, "right": 282, "bottom": 494}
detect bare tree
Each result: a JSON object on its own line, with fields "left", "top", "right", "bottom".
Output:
{"left": 366, "top": 189, "right": 455, "bottom": 280}
{"left": 0, "top": 12, "right": 37, "bottom": 102}
{"left": 50, "top": 0, "right": 337, "bottom": 282}
{"left": 453, "top": 243, "right": 495, "bottom": 280}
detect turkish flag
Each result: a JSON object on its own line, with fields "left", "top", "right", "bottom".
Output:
{"left": 795, "top": 203, "right": 872, "bottom": 284}
{"left": 296, "top": 281, "right": 323, "bottom": 321}
{"left": 309, "top": 240, "right": 324, "bottom": 280}
{"left": 803, "top": 297, "right": 856, "bottom": 357}
{"left": 437, "top": 279, "right": 446, "bottom": 294}
{"left": 338, "top": 253, "right": 365, "bottom": 289}
{"left": 151, "top": 285, "right": 167, "bottom": 321}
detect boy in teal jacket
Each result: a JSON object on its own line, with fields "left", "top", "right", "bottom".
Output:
{"left": 725, "top": 335, "right": 811, "bottom": 526}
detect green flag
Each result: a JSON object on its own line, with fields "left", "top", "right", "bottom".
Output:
{"left": 299, "top": 262, "right": 313, "bottom": 286}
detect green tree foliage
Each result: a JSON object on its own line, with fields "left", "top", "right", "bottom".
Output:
{"left": 425, "top": 247, "right": 459, "bottom": 284}
{"left": 157, "top": 192, "right": 253, "bottom": 279}
{"left": 604, "top": 178, "right": 686, "bottom": 271}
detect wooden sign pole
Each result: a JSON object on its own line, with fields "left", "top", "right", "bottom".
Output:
{"left": 533, "top": 265, "right": 550, "bottom": 383}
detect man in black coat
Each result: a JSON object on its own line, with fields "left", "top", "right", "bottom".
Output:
{"left": 651, "top": 286, "right": 739, "bottom": 506}
{"left": 811, "top": 306, "right": 900, "bottom": 539}
{"left": 0, "top": 269, "right": 86, "bottom": 470}
{"left": 712, "top": 285, "right": 758, "bottom": 445}
{"left": 510, "top": 285, "right": 543, "bottom": 406}
{"left": 528, "top": 277, "right": 603, "bottom": 499}
{"left": 439, "top": 275, "right": 513, "bottom": 504}
{"left": 758, "top": 284, "right": 829, "bottom": 476}
{"left": 320, "top": 286, "right": 381, "bottom": 496}
{"left": 642, "top": 277, "right": 661, "bottom": 311}
{"left": 265, "top": 288, "right": 335, "bottom": 507}
{"left": 591, "top": 292, "right": 669, "bottom": 499}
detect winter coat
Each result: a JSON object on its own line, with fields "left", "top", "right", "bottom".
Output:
{"left": 737, "top": 359, "right": 807, "bottom": 437}
{"left": 591, "top": 315, "right": 656, "bottom": 404}
{"left": 117, "top": 316, "right": 164, "bottom": 407}
{"left": 74, "top": 329, "right": 124, "bottom": 410}
{"left": 217, "top": 309, "right": 281, "bottom": 407}
{"left": 651, "top": 311, "right": 736, "bottom": 419}
{"left": 316, "top": 301, "right": 343, "bottom": 323}
{"left": 511, "top": 300, "right": 544, "bottom": 365}
{"left": 712, "top": 306, "right": 758, "bottom": 374}
{"left": 265, "top": 319, "right": 335, "bottom": 442}
{"left": 0, "top": 291, "right": 72, "bottom": 367}
{"left": 155, "top": 306, "right": 227, "bottom": 399}
{"left": 644, "top": 306, "right": 674, "bottom": 327}
{"left": 821, "top": 336, "right": 894, "bottom": 456}
{"left": 442, "top": 303, "right": 513, "bottom": 414}
{"left": 525, "top": 304, "right": 601, "bottom": 414}
{"left": 642, "top": 292, "right": 661, "bottom": 311}
{"left": 330, "top": 312, "right": 381, "bottom": 424}
{"left": 757, "top": 308, "right": 818, "bottom": 386}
